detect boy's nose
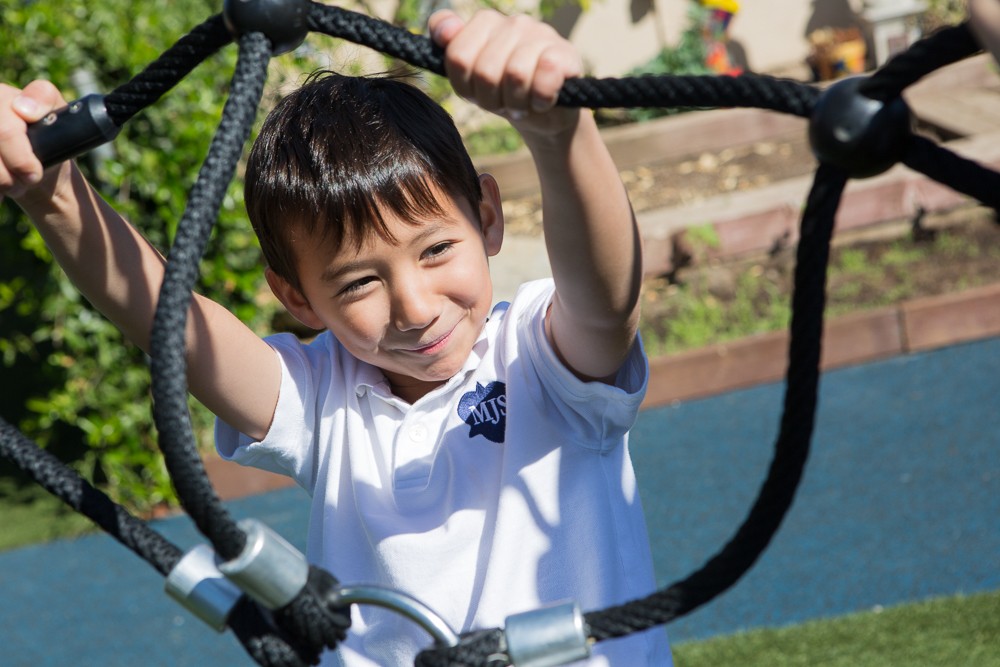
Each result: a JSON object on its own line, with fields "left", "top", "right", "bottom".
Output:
{"left": 390, "top": 280, "right": 437, "bottom": 332}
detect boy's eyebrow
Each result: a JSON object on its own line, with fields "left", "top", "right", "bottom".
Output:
{"left": 319, "top": 221, "right": 454, "bottom": 284}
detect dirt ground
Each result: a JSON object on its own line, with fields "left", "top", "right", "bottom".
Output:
{"left": 502, "top": 134, "right": 1000, "bottom": 348}
{"left": 502, "top": 134, "right": 817, "bottom": 236}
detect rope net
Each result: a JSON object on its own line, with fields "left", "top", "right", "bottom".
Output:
{"left": 3, "top": 3, "right": 997, "bottom": 666}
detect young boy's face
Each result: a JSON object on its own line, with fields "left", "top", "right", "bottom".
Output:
{"left": 270, "top": 176, "right": 504, "bottom": 403}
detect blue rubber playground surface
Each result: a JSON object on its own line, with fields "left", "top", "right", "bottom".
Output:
{"left": 1, "top": 337, "right": 998, "bottom": 666}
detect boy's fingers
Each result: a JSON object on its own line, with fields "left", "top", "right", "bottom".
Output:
{"left": 438, "top": 12, "right": 498, "bottom": 103}
{"left": 0, "top": 80, "right": 65, "bottom": 195}
{"left": 529, "top": 46, "right": 581, "bottom": 112}
{"left": 428, "top": 9, "right": 464, "bottom": 47}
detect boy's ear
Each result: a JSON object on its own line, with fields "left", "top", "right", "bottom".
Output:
{"left": 477, "top": 173, "right": 504, "bottom": 257}
{"left": 265, "top": 268, "right": 325, "bottom": 331}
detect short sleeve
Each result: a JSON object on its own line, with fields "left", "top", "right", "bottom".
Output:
{"left": 214, "top": 332, "right": 324, "bottom": 488}
{"left": 509, "top": 280, "right": 649, "bottom": 449}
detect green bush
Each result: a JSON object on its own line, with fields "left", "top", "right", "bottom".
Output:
{"left": 0, "top": 0, "right": 282, "bottom": 511}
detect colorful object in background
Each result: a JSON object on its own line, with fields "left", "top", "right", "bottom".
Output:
{"left": 807, "top": 27, "right": 868, "bottom": 81}
{"left": 698, "top": 0, "right": 742, "bottom": 75}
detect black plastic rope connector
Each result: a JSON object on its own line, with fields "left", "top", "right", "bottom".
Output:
{"left": 808, "top": 76, "right": 912, "bottom": 179}
{"left": 26, "top": 94, "right": 121, "bottom": 169}
{"left": 223, "top": 0, "right": 310, "bottom": 55}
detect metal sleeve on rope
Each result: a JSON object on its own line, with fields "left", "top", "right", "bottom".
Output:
{"left": 165, "top": 544, "right": 244, "bottom": 631}
{"left": 504, "top": 601, "right": 590, "bottom": 667}
{"left": 218, "top": 519, "right": 310, "bottom": 610}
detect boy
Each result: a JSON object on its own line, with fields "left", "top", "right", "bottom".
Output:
{"left": 0, "top": 9, "right": 672, "bottom": 666}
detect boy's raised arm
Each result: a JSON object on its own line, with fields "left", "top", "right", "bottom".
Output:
{"left": 430, "top": 10, "right": 642, "bottom": 382}
{"left": 0, "top": 81, "right": 280, "bottom": 440}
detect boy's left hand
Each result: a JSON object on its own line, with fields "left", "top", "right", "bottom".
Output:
{"left": 429, "top": 9, "right": 582, "bottom": 136}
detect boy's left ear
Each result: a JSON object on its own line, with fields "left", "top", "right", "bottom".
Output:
{"left": 477, "top": 173, "right": 504, "bottom": 256}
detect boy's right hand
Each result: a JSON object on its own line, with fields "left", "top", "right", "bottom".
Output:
{"left": 971, "top": 0, "right": 1000, "bottom": 66}
{"left": 0, "top": 80, "right": 68, "bottom": 204}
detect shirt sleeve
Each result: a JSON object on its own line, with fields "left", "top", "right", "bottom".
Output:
{"left": 214, "top": 332, "right": 324, "bottom": 489}
{"left": 510, "top": 280, "right": 649, "bottom": 449}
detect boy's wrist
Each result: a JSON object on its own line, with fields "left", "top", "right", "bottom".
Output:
{"left": 15, "top": 161, "right": 78, "bottom": 216}
{"left": 513, "top": 108, "right": 586, "bottom": 154}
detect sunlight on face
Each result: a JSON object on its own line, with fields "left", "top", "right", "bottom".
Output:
{"left": 288, "top": 183, "right": 503, "bottom": 403}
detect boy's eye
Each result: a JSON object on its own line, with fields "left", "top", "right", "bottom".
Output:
{"left": 340, "top": 276, "right": 375, "bottom": 295}
{"left": 424, "top": 242, "right": 453, "bottom": 259}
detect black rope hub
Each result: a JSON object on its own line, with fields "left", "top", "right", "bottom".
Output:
{"left": 7, "top": 3, "right": 998, "bottom": 666}
{"left": 809, "top": 75, "right": 913, "bottom": 178}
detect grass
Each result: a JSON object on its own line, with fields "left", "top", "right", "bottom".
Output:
{"left": 673, "top": 590, "right": 1000, "bottom": 666}
{"left": 0, "top": 474, "right": 94, "bottom": 551}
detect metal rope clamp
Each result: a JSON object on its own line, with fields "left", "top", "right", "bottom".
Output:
{"left": 503, "top": 601, "right": 591, "bottom": 667}
{"left": 165, "top": 544, "right": 243, "bottom": 631}
{"left": 218, "top": 518, "right": 310, "bottom": 610}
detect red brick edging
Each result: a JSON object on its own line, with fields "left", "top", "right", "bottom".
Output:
{"left": 643, "top": 282, "right": 1000, "bottom": 408}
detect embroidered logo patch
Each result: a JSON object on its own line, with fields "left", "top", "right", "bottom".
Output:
{"left": 457, "top": 381, "right": 507, "bottom": 443}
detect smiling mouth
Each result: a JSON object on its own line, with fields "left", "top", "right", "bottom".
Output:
{"left": 405, "top": 327, "right": 456, "bottom": 355}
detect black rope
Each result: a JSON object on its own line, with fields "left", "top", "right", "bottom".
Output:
{"left": 859, "top": 21, "right": 982, "bottom": 102}
{"left": 585, "top": 163, "right": 846, "bottom": 640}
{"left": 902, "top": 134, "right": 1000, "bottom": 212}
{"left": 306, "top": 2, "right": 819, "bottom": 118}
{"left": 147, "top": 28, "right": 349, "bottom": 658}
{"left": 0, "top": 416, "right": 182, "bottom": 574}
{"left": 228, "top": 596, "right": 323, "bottom": 667}
{"left": 414, "top": 629, "right": 507, "bottom": 667}
{"left": 148, "top": 32, "right": 271, "bottom": 562}
{"left": 0, "top": 419, "right": 317, "bottom": 666}
{"left": 104, "top": 14, "right": 233, "bottom": 127}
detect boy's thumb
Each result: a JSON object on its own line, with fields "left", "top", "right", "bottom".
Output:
{"left": 14, "top": 80, "right": 66, "bottom": 122}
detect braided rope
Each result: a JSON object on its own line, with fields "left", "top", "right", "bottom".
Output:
{"left": 859, "top": 22, "right": 982, "bottom": 102}
{"left": 586, "top": 163, "right": 846, "bottom": 640}
{"left": 149, "top": 32, "right": 271, "bottom": 561}
{"left": 0, "top": 416, "right": 182, "bottom": 574}
{"left": 104, "top": 14, "right": 233, "bottom": 127}
{"left": 3, "top": 6, "right": 997, "bottom": 667}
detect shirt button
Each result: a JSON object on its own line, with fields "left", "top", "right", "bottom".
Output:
{"left": 409, "top": 423, "right": 428, "bottom": 443}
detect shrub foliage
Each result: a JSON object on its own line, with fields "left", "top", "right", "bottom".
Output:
{"left": 0, "top": 0, "right": 277, "bottom": 510}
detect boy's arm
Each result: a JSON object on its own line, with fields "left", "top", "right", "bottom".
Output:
{"left": 1, "top": 81, "right": 280, "bottom": 440}
{"left": 430, "top": 11, "right": 642, "bottom": 383}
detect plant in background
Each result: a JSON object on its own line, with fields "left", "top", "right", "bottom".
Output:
{"left": 0, "top": 0, "right": 296, "bottom": 512}
{"left": 0, "top": 0, "right": 599, "bottom": 512}
{"left": 600, "top": 3, "right": 712, "bottom": 125}
{"left": 921, "top": 0, "right": 967, "bottom": 32}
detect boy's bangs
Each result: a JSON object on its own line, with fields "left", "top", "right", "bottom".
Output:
{"left": 305, "top": 156, "right": 450, "bottom": 251}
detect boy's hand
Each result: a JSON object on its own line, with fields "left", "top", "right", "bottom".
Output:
{"left": 971, "top": 0, "right": 1000, "bottom": 66}
{"left": 0, "top": 80, "right": 67, "bottom": 204}
{"left": 429, "top": 9, "right": 583, "bottom": 137}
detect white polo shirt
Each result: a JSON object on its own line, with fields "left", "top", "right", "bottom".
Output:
{"left": 217, "top": 279, "right": 672, "bottom": 666}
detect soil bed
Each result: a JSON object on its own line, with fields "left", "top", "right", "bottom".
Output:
{"left": 500, "top": 134, "right": 1000, "bottom": 355}
{"left": 640, "top": 207, "right": 1000, "bottom": 355}
{"left": 502, "top": 134, "right": 816, "bottom": 236}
